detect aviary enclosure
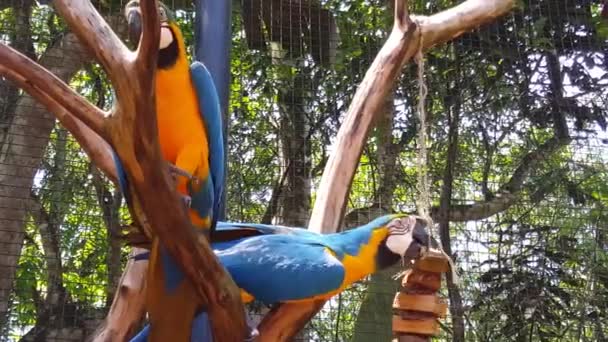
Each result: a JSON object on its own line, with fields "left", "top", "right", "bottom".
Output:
{"left": 0, "top": 0, "right": 607, "bottom": 341}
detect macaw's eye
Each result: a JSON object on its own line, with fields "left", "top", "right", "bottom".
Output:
{"left": 385, "top": 216, "right": 429, "bottom": 258}
{"left": 159, "top": 7, "right": 167, "bottom": 21}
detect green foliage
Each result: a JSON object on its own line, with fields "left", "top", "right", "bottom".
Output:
{"left": 1, "top": 0, "right": 608, "bottom": 341}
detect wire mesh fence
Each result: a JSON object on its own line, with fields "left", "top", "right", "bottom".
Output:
{"left": 1, "top": 0, "right": 607, "bottom": 341}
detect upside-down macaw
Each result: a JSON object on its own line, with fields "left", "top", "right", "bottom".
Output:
{"left": 129, "top": 214, "right": 429, "bottom": 341}
{"left": 115, "top": 1, "right": 225, "bottom": 341}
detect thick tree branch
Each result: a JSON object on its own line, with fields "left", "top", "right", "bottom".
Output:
{"left": 0, "top": 46, "right": 106, "bottom": 136}
{"left": 1, "top": 0, "right": 247, "bottom": 340}
{"left": 308, "top": 0, "right": 419, "bottom": 233}
{"left": 51, "top": 1, "right": 132, "bottom": 89}
{"left": 260, "top": 0, "right": 515, "bottom": 340}
{"left": 0, "top": 62, "right": 117, "bottom": 183}
{"left": 414, "top": 0, "right": 515, "bottom": 49}
{"left": 433, "top": 134, "right": 571, "bottom": 222}
{"left": 309, "top": 0, "right": 514, "bottom": 233}
{"left": 90, "top": 248, "right": 148, "bottom": 342}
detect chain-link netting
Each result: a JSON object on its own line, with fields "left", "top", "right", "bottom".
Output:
{"left": 1, "top": 0, "right": 607, "bottom": 341}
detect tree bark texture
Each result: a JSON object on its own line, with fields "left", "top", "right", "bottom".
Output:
{"left": 352, "top": 89, "right": 399, "bottom": 342}
{"left": 0, "top": 1, "right": 248, "bottom": 340}
{"left": 90, "top": 248, "right": 148, "bottom": 342}
{"left": 277, "top": 70, "right": 312, "bottom": 227}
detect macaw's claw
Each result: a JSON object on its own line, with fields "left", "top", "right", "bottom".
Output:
{"left": 181, "top": 194, "right": 192, "bottom": 208}
{"left": 245, "top": 326, "right": 259, "bottom": 342}
{"left": 167, "top": 162, "right": 195, "bottom": 181}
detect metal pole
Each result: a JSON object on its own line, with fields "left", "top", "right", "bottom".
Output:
{"left": 194, "top": 0, "right": 232, "bottom": 221}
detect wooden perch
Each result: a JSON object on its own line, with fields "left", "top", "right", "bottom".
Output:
{"left": 90, "top": 248, "right": 148, "bottom": 342}
{"left": 259, "top": 0, "right": 515, "bottom": 340}
{"left": 0, "top": 0, "right": 247, "bottom": 341}
{"left": 309, "top": 0, "right": 515, "bottom": 233}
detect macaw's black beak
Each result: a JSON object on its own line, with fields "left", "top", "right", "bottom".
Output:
{"left": 127, "top": 10, "right": 142, "bottom": 46}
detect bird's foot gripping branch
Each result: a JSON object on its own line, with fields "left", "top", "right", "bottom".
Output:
{"left": 0, "top": 0, "right": 247, "bottom": 341}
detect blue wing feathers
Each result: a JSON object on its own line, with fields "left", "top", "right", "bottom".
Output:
{"left": 112, "top": 150, "right": 131, "bottom": 205}
{"left": 190, "top": 311, "right": 214, "bottom": 342}
{"left": 129, "top": 311, "right": 213, "bottom": 342}
{"left": 160, "top": 245, "right": 186, "bottom": 293}
{"left": 188, "top": 174, "right": 215, "bottom": 221}
{"left": 216, "top": 221, "right": 315, "bottom": 237}
{"left": 190, "top": 62, "right": 224, "bottom": 231}
{"left": 129, "top": 215, "right": 404, "bottom": 339}
{"left": 216, "top": 234, "right": 345, "bottom": 304}
{"left": 129, "top": 324, "right": 150, "bottom": 342}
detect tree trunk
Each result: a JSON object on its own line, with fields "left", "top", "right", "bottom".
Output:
{"left": 352, "top": 90, "right": 400, "bottom": 342}
{"left": 437, "top": 87, "right": 465, "bottom": 342}
{"left": 91, "top": 167, "right": 124, "bottom": 308}
{"left": 277, "top": 69, "right": 312, "bottom": 227}
{"left": 0, "top": 32, "right": 88, "bottom": 328}
{"left": 352, "top": 265, "right": 400, "bottom": 342}
{"left": 374, "top": 90, "right": 399, "bottom": 209}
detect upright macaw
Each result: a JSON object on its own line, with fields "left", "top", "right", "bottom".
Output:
{"left": 130, "top": 214, "right": 429, "bottom": 341}
{"left": 116, "top": 1, "right": 225, "bottom": 341}
{"left": 125, "top": 0, "right": 224, "bottom": 233}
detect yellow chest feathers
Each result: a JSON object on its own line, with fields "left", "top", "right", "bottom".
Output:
{"left": 154, "top": 64, "right": 208, "bottom": 162}
{"left": 338, "top": 227, "right": 389, "bottom": 289}
{"left": 287, "top": 228, "right": 390, "bottom": 303}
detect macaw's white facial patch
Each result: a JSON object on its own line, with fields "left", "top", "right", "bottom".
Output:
{"left": 385, "top": 216, "right": 423, "bottom": 257}
{"left": 159, "top": 25, "right": 173, "bottom": 50}
{"left": 386, "top": 233, "right": 414, "bottom": 257}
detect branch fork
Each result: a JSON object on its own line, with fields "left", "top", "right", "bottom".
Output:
{"left": 263, "top": 0, "right": 515, "bottom": 340}
{"left": 0, "top": 0, "right": 247, "bottom": 341}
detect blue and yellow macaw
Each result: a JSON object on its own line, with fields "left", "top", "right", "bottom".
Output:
{"left": 129, "top": 214, "right": 429, "bottom": 341}
{"left": 125, "top": 0, "right": 224, "bottom": 232}
{"left": 114, "top": 1, "right": 225, "bottom": 341}
{"left": 213, "top": 214, "right": 428, "bottom": 304}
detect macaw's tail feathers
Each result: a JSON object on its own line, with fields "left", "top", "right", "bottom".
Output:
{"left": 129, "top": 324, "right": 150, "bottom": 342}
{"left": 191, "top": 311, "right": 214, "bottom": 341}
{"left": 111, "top": 150, "right": 131, "bottom": 206}
{"left": 128, "top": 311, "right": 214, "bottom": 342}
{"left": 132, "top": 251, "right": 150, "bottom": 261}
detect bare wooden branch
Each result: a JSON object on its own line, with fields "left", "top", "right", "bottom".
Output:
{"left": 0, "top": 45, "right": 106, "bottom": 136}
{"left": 0, "top": 63, "right": 116, "bottom": 183}
{"left": 415, "top": 0, "right": 515, "bottom": 50}
{"left": 51, "top": 0, "right": 132, "bottom": 89}
{"left": 309, "top": 0, "right": 514, "bottom": 234}
{"left": 308, "top": 0, "right": 420, "bottom": 233}
{"left": 90, "top": 248, "right": 148, "bottom": 342}
{"left": 135, "top": 0, "right": 160, "bottom": 73}
{"left": 257, "top": 301, "right": 326, "bottom": 342}
{"left": 0, "top": 0, "right": 247, "bottom": 340}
